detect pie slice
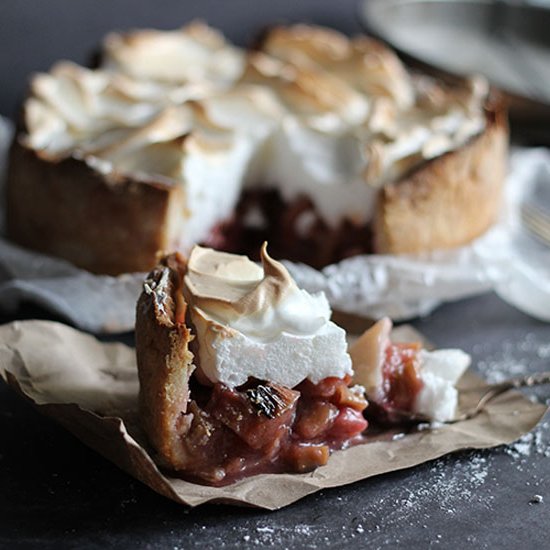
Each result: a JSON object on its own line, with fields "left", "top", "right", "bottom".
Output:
{"left": 135, "top": 244, "right": 369, "bottom": 484}
{"left": 136, "top": 244, "right": 473, "bottom": 483}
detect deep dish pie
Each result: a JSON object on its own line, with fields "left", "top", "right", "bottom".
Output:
{"left": 135, "top": 244, "right": 469, "bottom": 484}
{"left": 7, "top": 22, "right": 508, "bottom": 275}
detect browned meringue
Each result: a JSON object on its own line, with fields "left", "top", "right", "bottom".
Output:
{"left": 183, "top": 244, "right": 353, "bottom": 388}
{"left": 21, "top": 22, "right": 489, "bottom": 235}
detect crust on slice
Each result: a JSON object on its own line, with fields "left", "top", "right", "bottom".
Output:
{"left": 6, "top": 139, "right": 184, "bottom": 275}
{"left": 135, "top": 253, "right": 195, "bottom": 469}
{"left": 373, "top": 99, "right": 508, "bottom": 254}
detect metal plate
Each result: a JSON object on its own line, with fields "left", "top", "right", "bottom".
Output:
{"left": 358, "top": 0, "right": 550, "bottom": 136}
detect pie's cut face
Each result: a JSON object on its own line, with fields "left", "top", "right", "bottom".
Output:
{"left": 349, "top": 318, "right": 471, "bottom": 423}
{"left": 8, "top": 22, "right": 508, "bottom": 274}
{"left": 135, "top": 246, "right": 368, "bottom": 484}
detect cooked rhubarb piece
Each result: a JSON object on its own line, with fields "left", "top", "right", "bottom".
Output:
{"left": 328, "top": 407, "right": 368, "bottom": 440}
{"left": 383, "top": 343, "right": 423, "bottom": 412}
{"left": 208, "top": 383, "right": 299, "bottom": 451}
{"left": 294, "top": 400, "right": 339, "bottom": 440}
{"left": 283, "top": 443, "right": 330, "bottom": 473}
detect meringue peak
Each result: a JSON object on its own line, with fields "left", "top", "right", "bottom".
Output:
{"left": 184, "top": 244, "right": 352, "bottom": 387}
{"left": 184, "top": 242, "right": 296, "bottom": 321}
{"left": 256, "top": 241, "right": 296, "bottom": 303}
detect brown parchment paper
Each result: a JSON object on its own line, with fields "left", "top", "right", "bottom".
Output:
{"left": 0, "top": 320, "right": 547, "bottom": 510}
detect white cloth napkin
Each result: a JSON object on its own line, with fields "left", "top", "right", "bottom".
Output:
{"left": 1, "top": 116, "right": 549, "bottom": 332}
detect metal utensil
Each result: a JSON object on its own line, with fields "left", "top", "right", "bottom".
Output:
{"left": 521, "top": 201, "right": 550, "bottom": 247}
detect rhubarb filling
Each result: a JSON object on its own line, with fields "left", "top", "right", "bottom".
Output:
{"left": 202, "top": 189, "right": 374, "bottom": 269}
{"left": 173, "top": 374, "right": 368, "bottom": 485}
{"left": 370, "top": 342, "right": 424, "bottom": 423}
{"left": 349, "top": 318, "right": 469, "bottom": 424}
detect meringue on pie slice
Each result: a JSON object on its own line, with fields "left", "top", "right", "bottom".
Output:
{"left": 135, "top": 244, "right": 368, "bottom": 484}
{"left": 349, "top": 318, "right": 470, "bottom": 423}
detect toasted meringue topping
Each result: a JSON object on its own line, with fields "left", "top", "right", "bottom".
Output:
{"left": 184, "top": 244, "right": 352, "bottom": 388}
{"left": 22, "top": 22, "right": 489, "bottom": 233}
{"left": 24, "top": 62, "right": 163, "bottom": 157}
{"left": 240, "top": 51, "right": 370, "bottom": 127}
{"left": 261, "top": 25, "right": 415, "bottom": 111}
{"left": 103, "top": 21, "right": 244, "bottom": 87}
{"left": 186, "top": 243, "right": 329, "bottom": 338}
{"left": 415, "top": 349, "right": 471, "bottom": 422}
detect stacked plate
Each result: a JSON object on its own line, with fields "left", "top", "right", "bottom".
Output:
{"left": 359, "top": 0, "right": 550, "bottom": 142}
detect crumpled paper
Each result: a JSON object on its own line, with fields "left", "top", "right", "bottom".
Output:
{"left": 1, "top": 115, "right": 549, "bottom": 333}
{"left": 0, "top": 320, "right": 546, "bottom": 510}
{"left": 286, "top": 148, "right": 550, "bottom": 322}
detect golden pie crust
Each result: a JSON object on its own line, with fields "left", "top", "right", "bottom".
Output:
{"left": 373, "top": 98, "right": 508, "bottom": 254}
{"left": 135, "top": 253, "right": 195, "bottom": 469}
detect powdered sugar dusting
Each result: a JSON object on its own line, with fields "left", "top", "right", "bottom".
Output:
{"left": 472, "top": 331, "right": 550, "bottom": 459}
{"left": 505, "top": 422, "right": 550, "bottom": 460}
{"left": 472, "top": 331, "right": 550, "bottom": 467}
{"left": 234, "top": 523, "right": 319, "bottom": 547}
{"left": 473, "top": 332, "right": 550, "bottom": 384}
{"left": 389, "top": 453, "right": 492, "bottom": 517}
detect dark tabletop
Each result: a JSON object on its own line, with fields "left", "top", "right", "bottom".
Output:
{"left": 1, "top": 293, "right": 549, "bottom": 550}
{"left": 1, "top": 2, "right": 550, "bottom": 549}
